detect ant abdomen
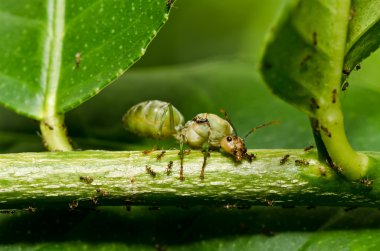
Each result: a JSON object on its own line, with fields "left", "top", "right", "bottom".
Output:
{"left": 122, "top": 100, "right": 184, "bottom": 139}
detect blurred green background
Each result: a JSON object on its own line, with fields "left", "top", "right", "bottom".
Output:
{"left": 1, "top": 0, "right": 380, "bottom": 153}
{"left": 2, "top": 1, "right": 380, "bottom": 249}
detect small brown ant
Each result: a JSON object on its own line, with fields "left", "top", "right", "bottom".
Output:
{"left": 69, "top": 200, "right": 79, "bottom": 210}
{"left": 166, "top": 0, "right": 173, "bottom": 11}
{"left": 223, "top": 203, "right": 238, "bottom": 209}
{"left": 310, "top": 98, "right": 320, "bottom": 109}
{"left": 280, "top": 154, "right": 290, "bottom": 165}
{"left": 44, "top": 121, "right": 54, "bottom": 130}
{"left": 360, "top": 178, "right": 373, "bottom": 187}
{"left": 146, "top": 165, "right": 156, "bottom": 178}
{"left": 304, "top": 145, "right": 314, "bottom": 151}
{"left": 142, "top": 148, "right": 156, "bottom": 155}
{"left": 156, "top": 150, "right": 166, "bottom": 160}
{"left": 342, "top": 68, "right": 350, "bottom": 76}
{"left": 341, "top": 82, "right": 349, "bottom": 91}
{"left": 27, "top": 206, "right": 37, "bottom": 213}
{"left": 166, "top": 161, "right": 173, "bottom": 175}
{"left": 300, "top": 54, "right": 312, "bottom": 68}
{"left": 80, "top": 176, "right": 94, "bottom": 184}
{"left": 264, "top": 198, "right": 274, "bottom": 206}
{"left": 295, "top": 159, "right": 309, "bottom": 166}
{"left": 96, "top": 188, "right": 108, "bottom": 196}
{"left": 320, "top": 125, "right": 332, "bottom": 137}
{"left": 91, "top": 197, "right": 99, "bottom": 205}
{"left": 332, "top": 89, "right": 337, "bottom": 103}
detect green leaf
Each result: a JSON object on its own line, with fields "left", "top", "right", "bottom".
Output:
{"left": 345, "top": 0, "right": 380, "bottom": 72}
{"left": 0, "top": 0, "right": 173, "bottom": 151}
{"left": 260, "top": 0, "right": 378, "bottom": 180}
{"left": 0, "top": 0, "right": 170, "bottom": 119}
{"left": 261, "top": 0, "right": 350, "bottom": 114}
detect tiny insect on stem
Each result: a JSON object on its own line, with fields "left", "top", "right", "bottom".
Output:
{"left": 166, "top": 161, "right": 173, "bottom": 175}
{"left": 79, "top": 176, "right": 94, "bottom": 184}
{"left": 146, "top": 165, "right": 156, "bottom": 178}
{"left": 303, "top": 145, "right": 314, "bottom": 151}
{"left": 280, "top": 154, "right": 290, "bottom": 165}
{"left": 295, "top": 159, "right": 309, "bottom": 166}
{"left": 156, "top": 150, "right": 166, "bottom": 160}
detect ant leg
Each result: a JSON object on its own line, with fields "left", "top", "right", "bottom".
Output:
{"left": 244, "top": 152, "right": 256, "bottom": 163}
{"left": 178, "top": 133, "right": 185, "bottom": 181}
{"left": 200, "top": 145, "right": 210, "bottom": 179}
{"left": 142, "top": 138, "right": 159, "bottom": 155}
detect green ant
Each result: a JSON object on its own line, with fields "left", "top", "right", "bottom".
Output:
{"left": 122, "top": 100, "right": 277, "bottom": 179}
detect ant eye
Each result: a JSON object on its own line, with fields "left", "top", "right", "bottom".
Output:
{"left": 227, "top": 136, "right": 232, "bottom": 142}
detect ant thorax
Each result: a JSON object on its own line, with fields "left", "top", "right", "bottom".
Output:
{"left": 178, "top": 113, "right": 233, "bottom": 149}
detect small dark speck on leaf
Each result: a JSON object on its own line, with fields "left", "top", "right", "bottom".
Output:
{"left": 332, "top": 89, "right": 337, "bottom": 103}
{"left": 312, "top": 32, "right": 317, "bottom": 47}
{"left": 310, "top": 98, "right": 320, "bottom": 109}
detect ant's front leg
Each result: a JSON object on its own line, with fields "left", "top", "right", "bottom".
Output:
{"left": 245, "top": 152, "right": 256, "bottom": 163}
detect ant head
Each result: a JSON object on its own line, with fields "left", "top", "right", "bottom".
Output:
{"left": 220, "top": 135, "right": 247, "bottom": 162}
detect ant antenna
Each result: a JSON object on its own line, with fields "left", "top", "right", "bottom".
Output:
{"left": 220, "top": 109, "right": 238, "bottom": 136}
{"left": 244, "top": 120, "right": 280, "bottom": 139}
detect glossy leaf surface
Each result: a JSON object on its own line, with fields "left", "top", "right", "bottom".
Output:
{"left": 0, "top": 0, "right": 170, "bottom": 119}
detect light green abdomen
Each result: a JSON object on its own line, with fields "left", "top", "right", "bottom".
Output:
{"left": 122, "top": 100, "right": 184, "bottom": 139}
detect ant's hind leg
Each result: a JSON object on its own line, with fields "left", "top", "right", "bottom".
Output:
{"left": 178, "top": 134, "right": 185, "bottom": 181}
{"left": 200, "top": 145, "right": 210, "bottom": 179}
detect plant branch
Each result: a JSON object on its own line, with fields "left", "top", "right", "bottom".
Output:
{"left": 40, "top": 114, "right": 72, "bottom": 151}
{"left": 0, "top": 150, "right": 379, "bottom": 210}
{"left": 313, "top": 101, "right": 368, "bottom": 180}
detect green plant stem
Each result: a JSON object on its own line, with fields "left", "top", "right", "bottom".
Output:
{"left": 1, "top": 149, "right": 379, "bottom": 210}
{"left": 39, "top": 115, "right": 73, "bottom": 151}
{"left": 313, "top": 99, "right": 368, "bottom": 180}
